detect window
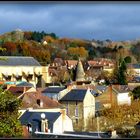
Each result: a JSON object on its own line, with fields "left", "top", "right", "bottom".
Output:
{"left": 27, "top": 124, "right": 32, "bottom": 133}
{"left": 75, "top": 101, "right": 78, "bottom": 117}
{"left": 66, "top": 102, "right": 69, "bottom": 115}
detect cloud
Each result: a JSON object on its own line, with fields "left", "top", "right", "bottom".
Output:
{"left": 0, "top": 2, "right": 140, "bottom": 41}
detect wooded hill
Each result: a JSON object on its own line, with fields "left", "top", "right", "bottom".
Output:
{"left": 0, "top": 29, "right": 139, "bottom": 65}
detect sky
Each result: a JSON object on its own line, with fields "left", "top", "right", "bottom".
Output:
{"left": 0, "top": 2, "right": 140, "bottom": 41}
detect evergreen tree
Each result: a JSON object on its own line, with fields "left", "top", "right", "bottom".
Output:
{"left": 117, "top": 57, "right": 127, "bottom": 85}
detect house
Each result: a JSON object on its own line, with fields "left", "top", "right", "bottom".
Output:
{"left": 42, "top": 86, "right": 66, "bottom": 100}
{"left": 95, "top": 85, "right": 115, "bottom": 108}
{"left": 64, "top": 60, "right": 78, "bottom": 69}
{"left": 19, "top": 110, "right": 73, "bottom": 134}
{"left": 18, "top": 90, "right": 63, "bottom": 118}
{"left": 0, "top": 56, "right": 52, "bottom": 88}
{"left": 6, "top": 86, "right": 32, "bottom": 98}
{"left": 87, "top": 58, "right": 114, "bottom": 75}
{"left": 52, "top": 58, "right": 65, "bottom": 67}
{"left": 95, "top": 85, "right": 135, "bottom": 107}
{"left": 128, "top": 76, "right": 140, "bottom": 87}
{"left": 59, "top": 88, "right": 95, "bottom": 128}
{"left": 112, "top": 85, "right": 133, "bottom": 105}
{"left": 20, "top": 90, "right": 62, "bottom": 109}
{"left": 127, "top": 64, "right": 140, "bottom": 76}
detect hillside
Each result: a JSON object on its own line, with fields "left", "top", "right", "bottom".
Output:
{"left": 0, "top": 29, "right": 139, "bottom": 65}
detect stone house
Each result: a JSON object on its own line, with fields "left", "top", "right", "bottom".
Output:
{"left": 59, "top": 88, "right": 95, "bottom": 128}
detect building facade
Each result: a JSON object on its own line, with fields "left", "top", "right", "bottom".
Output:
{"left": 0, "top": 56, "right": 51, "bottom": 88}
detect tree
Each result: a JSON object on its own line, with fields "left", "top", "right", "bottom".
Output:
{"left": 131, "top": 86, "right": 140, "bottom": 100}
{"left": 24, "top": 31, "right": 33, "bottom": 40}
{"left": 0, "top": 89, "right": 23, "bottom": 137}
{"left": 67, "top": 47, "right": 88, "bottom": 60}
{"left": 117, "top": 57, "right": 127, "bottom": 85}
{"left": 100, "top": 101, "right": 140, "bottom": 138}
{"left": 131, "top": 42, "right": 140, "bottom": 62}
{"left": 2, "top": 42, "right": 17, "bottom": 55}
{"left": 112, "top": 57, "right": 127, "bottom": 85}
{"left": 124, "top": 56, "right": 132, "bottom": 63}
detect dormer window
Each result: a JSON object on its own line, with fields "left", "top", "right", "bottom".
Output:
{"left": 37, "top": 99, "right": 43, "bottom": 107}
{"left": 27, "top": 123, "right": 32, "bottom": 133}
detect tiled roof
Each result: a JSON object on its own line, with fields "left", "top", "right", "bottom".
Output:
{"left": 64, "top": 60, "right": 78, "bottom": 68}
{"left": 87, "top": 58, "right": 114, "bottom": 68}
{"left": 112, "top": 85, "right": 135, "bottom": 93}
{"left": 7, "top": 86, "right": 31, "bottom": 97}
{"left": 60, "top": 89, "right": 87, "bottom": 101}
{"left": 21, "top": 91, "right": 62, "bottom": 109}
{"left": 0, "top": 56, "right": 41, "bottom": 66}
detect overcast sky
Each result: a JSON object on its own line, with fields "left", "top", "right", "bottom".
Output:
{"left": 0, "top": 2, "right": 140, "bottom": 41}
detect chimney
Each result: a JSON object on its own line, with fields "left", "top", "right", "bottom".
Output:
{"left": 111, "top": 130, "right": 118, "bottom": 138}
{"left": 60, "top": 109, "right": 66, "bottom": 120}
{"left": 41, "top": 113, "right": 48, "bottom": 132}
{"left": 23, "top": 87, "right": 27, "bottom": 93}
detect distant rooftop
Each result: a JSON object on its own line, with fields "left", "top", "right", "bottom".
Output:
{"left": 0, "top": 56, "right": 41, "bottom": 66}
{"left": 112, "top": 85, "right": 135, "bottom": 93}
{"left": 42, "top": 86, "right": 66, "bottom": 93}
{"left": 128, "top": 64, "right": 140, "bottom": 69}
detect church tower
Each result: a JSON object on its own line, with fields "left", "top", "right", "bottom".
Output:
{"left": 75, "top": 58, "right": 85, "bottom": 81}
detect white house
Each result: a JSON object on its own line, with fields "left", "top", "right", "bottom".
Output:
{"left": 112, "top": 85, "right": 131, "bottom": 105}
{"left": 19, "top": 108, "right": 73, "bottom": 134}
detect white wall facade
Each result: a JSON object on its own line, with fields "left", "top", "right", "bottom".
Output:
{"left": 53, "top": 114, "right": 73, "bottom": 134}
{"left": 83, "top": 89, "right": 95, "bottom": 126}
{"left": 0, "top": 66, "right": 51, "bottom": 88}
{"left": 117, "top": 92, "right": 131, "bottom": 105}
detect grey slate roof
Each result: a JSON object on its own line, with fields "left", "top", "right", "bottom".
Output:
{"left": 0, "top": 56, "right": 41, "bottom": 66}
{"left": 19, "top": 111, "right": 61, "bottom": 132}
{"left": 42, "top": 87, "right": 65, "bottom": 93}
{"left": 59, "top": 89, "right": 87, "bottom": 101}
